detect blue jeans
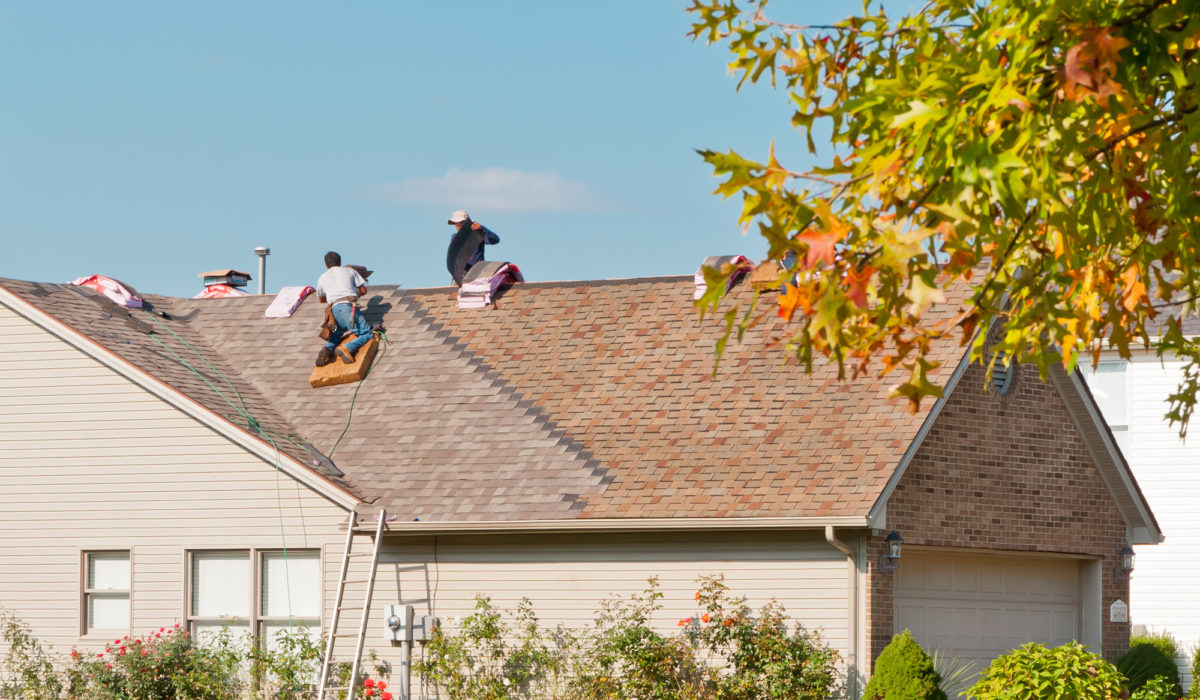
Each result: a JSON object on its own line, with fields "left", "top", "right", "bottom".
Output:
{"left": 324, "top": 303, "right": 373, "bottom": 354}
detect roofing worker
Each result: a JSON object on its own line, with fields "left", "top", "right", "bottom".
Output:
{"left": 315, "top": 251, "right": 373, "bottom": 367}
{"left": 446, "top": 209, "right": 499, "bottom": 286}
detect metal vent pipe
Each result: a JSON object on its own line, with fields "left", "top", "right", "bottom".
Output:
{"left": 254, "top": 246, "right": 270, "bottom": 294}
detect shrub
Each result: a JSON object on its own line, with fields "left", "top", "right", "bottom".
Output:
{"left": 575, "top": 578, "right": 705, "bottom": 700}
{"left": 1130, "top": 675, "right": 1180, "bottom": 700}
{"left": 416, "top": 595, "right": 577, "bottom": 699}
{"left": 859, "top": 630, "right": 946, "bottom": 700}
{"left": 63, "top": 623, "right": 239, "bottom": 700}
{"left": 688, "top": 575, "right": 840, "bottom": 700}
{"left": 1192, "top": 642, "right": 1200, "bottom": 698}
{"left": 0, "top": 606, "right": 63, "bottom": 700}
{"left": 1120, "top": 633, "right": 1183, "bottom": 698}
{"left": 967, "top": 642, "right": 1126, "bottom": 700}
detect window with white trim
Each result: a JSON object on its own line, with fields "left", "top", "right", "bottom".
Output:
{"left": 83, "top": 551, "right": 130, "bottom": 634}
{"left": 187, "top": 549, "right": 321, "bottom": 649}
{"left": 1083, "top": 360, "right": 1129, "bottom": 455}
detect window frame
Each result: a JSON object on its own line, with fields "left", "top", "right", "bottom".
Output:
{"left": 80, "top": 550, "right": 132, "bottom": 637}
{"left": 185, "top": 548, "right": 323, "bottom": 643}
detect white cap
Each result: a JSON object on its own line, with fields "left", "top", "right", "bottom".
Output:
{"left": 448, "top": 210, "right": 470, "bottom": 225}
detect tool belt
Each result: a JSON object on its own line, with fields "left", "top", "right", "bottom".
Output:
{"left": 318, "top": 305, "right": 339, "bottom": 341}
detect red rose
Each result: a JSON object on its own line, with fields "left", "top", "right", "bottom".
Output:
{"left": 363, "top": 690, "right": 374, "bottom": 697}
{"left": 363, "top": 678, "right": 375, "bottom": 688}
{"left": 381, "top": 693, "right": 393, "bottom": 700}
{"left": 377, "top": 681, "right": 387, "bottom": 690}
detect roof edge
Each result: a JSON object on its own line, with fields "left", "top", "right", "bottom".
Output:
{"left": 1049, "top": 364, "right": 1163, "bottom": 544}
{"left": 0, "top": 282, "right": 360, "bottom": 512}
{"left": 365, "top": 515, "right": 870, "bottom": 535}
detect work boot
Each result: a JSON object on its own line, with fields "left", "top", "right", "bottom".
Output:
{"left": 315, "top": 347, "right": 334, "bottom": 367}
{"left": 335, "top": 346, "right": 355, "bottom": 364}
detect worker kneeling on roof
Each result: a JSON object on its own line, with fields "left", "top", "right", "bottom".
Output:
{"left": 315, "top": 251, "right": 373, "bottom": 367}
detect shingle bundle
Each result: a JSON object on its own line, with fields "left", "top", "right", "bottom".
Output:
{"left": 457, "top": 261, "right": 524, "bottom": 309}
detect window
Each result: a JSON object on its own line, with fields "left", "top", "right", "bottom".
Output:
{"left": 187, "top": 550, "right": 321, "bottom": 648}
{"left": 83, "top": 551, "right": 130, "bottom": 634}
{"left": 1083, "top": 360, "right": 1129, "bottom": 455}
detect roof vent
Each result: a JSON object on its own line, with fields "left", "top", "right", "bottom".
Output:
{"left": 694, "top": 255, "right": 753, "bottom": 300}
{"left": 458, "top": 261, "right": 523, "bottom": 309}
{"left": 990, "top": 351, "right": 1016, "bottom": 394}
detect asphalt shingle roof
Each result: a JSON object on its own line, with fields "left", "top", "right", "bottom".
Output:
{"left": 1, "top": 274, "right": 969, "bottom": 522}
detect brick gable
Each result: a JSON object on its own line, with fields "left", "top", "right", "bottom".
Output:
{"left": 867, "top": 359, "right": 1130, "bottom": 664}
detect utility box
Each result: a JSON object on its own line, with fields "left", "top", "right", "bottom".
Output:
{"left": 416, "top": 615, "right": 441, "bottom": 643}
{"left": 383, "top": 604, "right": 414, "bottom": 642}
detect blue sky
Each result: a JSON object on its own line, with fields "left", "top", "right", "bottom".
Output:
{"left": 0, "top": 2, "right": 860, "bottom": 297}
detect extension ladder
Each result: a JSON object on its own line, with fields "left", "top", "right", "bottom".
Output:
{"left": 317, "top": 507, "right": 386, "bottom": 700}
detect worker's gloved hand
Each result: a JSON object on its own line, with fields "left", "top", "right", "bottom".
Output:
{"left": 471, "top": 222, "right": 482, "bottom": 231}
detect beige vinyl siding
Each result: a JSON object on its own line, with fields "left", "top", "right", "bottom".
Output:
{"left": 0, "top": 304, "right": 348, "bottom": 654}
{"left": 327, "top": 531, "right": 852, "bottom": 675}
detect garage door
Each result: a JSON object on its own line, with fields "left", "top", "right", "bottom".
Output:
{"left": 894, "top": 552, "right": 1082, "bottom": 674}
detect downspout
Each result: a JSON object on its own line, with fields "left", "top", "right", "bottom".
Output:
{"left": 825, "top": 525, "right": 860, "bottom": 698}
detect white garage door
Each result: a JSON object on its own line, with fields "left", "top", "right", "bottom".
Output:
{"left": 894, "top": 552, "right": 1082, "bottom": 674}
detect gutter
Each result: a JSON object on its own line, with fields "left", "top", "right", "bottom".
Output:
{"left": 355, "top": 515, "right": 869, "bottom": 535}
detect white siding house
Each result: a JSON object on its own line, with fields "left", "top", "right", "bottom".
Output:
{"left": 1084, "top": 353, "right": 1200, "bottom": 687}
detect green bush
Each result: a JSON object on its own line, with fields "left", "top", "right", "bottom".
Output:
{"left": 688, "top": 575, "right": 840, "bottom": 700}
{"left": 1130, "top": 675, "right": 1180, "bottom": 700}
{"left": 63, "top": 623, "right": 240, "bottom": 700}
{"left": 415, "top": 576, "right": 841, "bottom": 700}
{"left": 859, "top": 630, "right": 946, "bottom": 700}
{"left": 1191, "top": 643, "right": 1200, "bottom": 699}
{"left": 966, "top": 642, "right": 1126, "bottom": 700}
{"left": 1, "top": 606, "right": 63, "bottom": 700}
{"left": 1119, "top": 633, "right": 1183, "bottom": 698}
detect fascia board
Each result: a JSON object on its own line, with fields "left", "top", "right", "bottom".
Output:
{"left": 0, "top": 284, "right": 359, "bottom": 511}
{"left": 1050, "top": 365, "right": 1163, "bottom": 544}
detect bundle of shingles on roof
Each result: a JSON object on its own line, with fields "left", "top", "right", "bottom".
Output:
{"left": 457, "top": 261, "right": 523, "bottom": 309}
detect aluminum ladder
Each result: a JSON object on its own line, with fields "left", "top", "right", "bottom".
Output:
{"left": 317, "top": 507, "right": 386, "bottom": 700}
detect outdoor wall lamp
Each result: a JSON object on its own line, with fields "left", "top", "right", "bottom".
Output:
{"left": 1114, "top": 544, "right": 1135, "bottom": 582}
{"left": 877, "top": 529, "right": 904, "bottom": 573}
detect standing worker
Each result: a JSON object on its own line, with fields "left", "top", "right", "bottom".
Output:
{"left": 446, "top": 209, "right": 499, "bottom": 286}
{"left": 315, "top": 251, "right": 373, "bottom": 366}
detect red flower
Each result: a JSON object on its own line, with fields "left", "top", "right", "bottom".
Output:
{"left": 159, "top": 627, "right": 165, "bottom": 632}
{"left": 363, "top": 678, "right": 375, "bottom": 688}
{"left": 677, "top": 617, "right": 693, "bottom": 626}
{"left": 141, "top": 649, "right": 147, "bottom": 656}
{"left": 114, "top": 639, "right": 121, "bottom": 645}
{"left": 701, "top": 613, "right": 711, "bottom": 623}
{"left": 119, "top": 646, "right": 126, "bottom": 655}
{"left": 381, "top": 693, "right": 393, "bottom": 700}
{"left": 377, "top": 681, "right": 387, "bottom": 690}
{"left": 363, "top": 690, "right": 374, "bottom": 698}
{"left": 105, "top": 663, "right": 112, "bottom": 669}
{"left": 70, "top": 650, "right": 79, "bottom": 659}
{"left": 97, "top": 653, "right": 104, "bottom": 658}
{"left": 694, "top": 591, "right": 701, "bottom": 601}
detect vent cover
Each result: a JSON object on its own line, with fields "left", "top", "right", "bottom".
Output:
{"left": 990, "top": 351, "right": 1016, "bottom": 394}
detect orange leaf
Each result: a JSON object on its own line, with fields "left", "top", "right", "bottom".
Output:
{"left": 777, "top": 282, "right": 804, "bottom": 321}
{"left": 844, "top": 264, "right": 876, "bottom": 309}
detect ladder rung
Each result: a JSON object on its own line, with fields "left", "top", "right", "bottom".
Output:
{"left": 333, "top": 631, "right": 363, "bottom": 638}
{"left": 345, "top": 551, "right": 375, "bottom": 558}
{"left": 341, "top": 578, "right": 372, "bottom": 584}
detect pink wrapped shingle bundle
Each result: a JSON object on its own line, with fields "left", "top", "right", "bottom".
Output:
{"left": 265, "top": 285, "right": 316, "bottom": 318}
{"left": 69, "top": 274, "right": 144, "bottom": 308}
{"left": 193, "top": 284, "right": 248, "bottom": 299}
{"left": 457, "top": 261, "right": 524, "bottom": 309}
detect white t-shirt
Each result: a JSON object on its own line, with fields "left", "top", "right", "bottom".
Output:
{"left": 316, "top": 266, "right": 366, "bottom": 303}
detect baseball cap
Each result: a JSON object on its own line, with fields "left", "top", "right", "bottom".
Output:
{"left": 448, "top": 210, "right": 470, "bottom": 225}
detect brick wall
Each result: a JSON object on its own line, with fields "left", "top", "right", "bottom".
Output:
{"left": 866, "top": 359, "right": 1131, "bottom": 667}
